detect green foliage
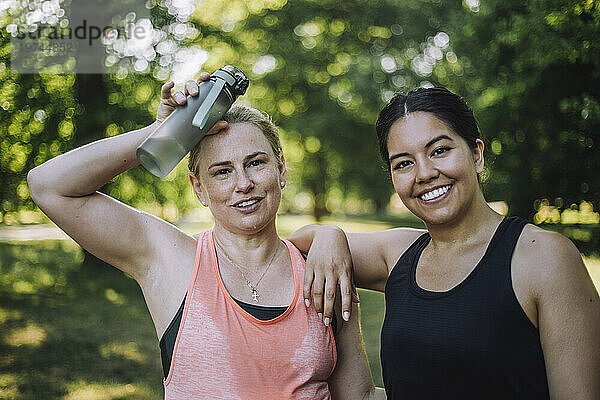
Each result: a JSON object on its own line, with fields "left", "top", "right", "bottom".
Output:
{"left": 1, "top": 0, "right": 598, "bottom": 222}
{"left": 439, "top": 0, "right": 600, "bottom": 218}
{"left": 0, "top": 66, "right": 78, "bottom": 220}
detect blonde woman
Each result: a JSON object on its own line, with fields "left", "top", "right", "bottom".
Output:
{"left": 28, "top": 74, "right": 385, "bottom": 399}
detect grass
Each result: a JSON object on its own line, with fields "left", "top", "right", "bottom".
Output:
{"left": 1, "top": 214, "right": 599, "bottom": 398}
{"left": 0, "top": 240, "right": 162, "bottom": 399}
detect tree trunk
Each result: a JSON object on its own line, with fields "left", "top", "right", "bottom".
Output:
{"left": 75, "top": 74, "right": 113, "bottom": 269}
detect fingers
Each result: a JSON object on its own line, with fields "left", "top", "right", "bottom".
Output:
{"left": 172, "top": 90, "right": 187, "bottom": 105}
{"left": 303, "top": 260, "right": 314, "bottom": 308}
{"left": 351, "top": 282, "right": 360, "bottom": 303}
{"left": 312, "top": 274, "right": 325, "bottom": 320}
{"left": 206, "top": 120, "right": 229, "bottom": 136}
{"left": 339, "top": 273, "right": 353, "bottom": 321}
{"left": 197, "top": 71, "right": 210, "bottom": 82}
{"left": 322, "top": 275, "right": 337, "bottom": 326}
{"left": 161, "top": 80, "right": 189, "bottom": 108}
{"left": 185, "top": 80, "right": 199, "bottom": 96}
{"left": 160, "top": 81, "right": 175, "bottom": 99}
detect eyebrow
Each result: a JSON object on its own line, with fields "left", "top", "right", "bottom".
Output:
{"left": 207, "top": 151, "right": 269, "bottom": 169}
{"left": 388, "top": 135, "right": 454, "bottom": 163}
{"left": 425, "top": 135, "right": 453, "bottom": 148}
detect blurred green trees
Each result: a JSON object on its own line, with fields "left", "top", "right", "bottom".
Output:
{"left": 441, "top": 0, "right": 600, "bottom": 219}
{"left": 1, "top": 0, "right": 598, "bottom": 223}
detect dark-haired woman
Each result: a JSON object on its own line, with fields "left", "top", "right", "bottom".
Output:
{"left": 289, "top": 87, "right": 600, "bottom": 399}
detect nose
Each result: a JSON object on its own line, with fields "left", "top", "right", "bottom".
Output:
{"left": 235, "top": 170, "right": 254, "bottom": 193}
{"left": 415, "top": 156, "right": 439, "bottom": 184}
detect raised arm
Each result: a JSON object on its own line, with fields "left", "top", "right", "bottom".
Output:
{"left": 27, "top": 75, "right": 225, "bottom": 281}
{"left": 518, "top": 227, "right": 600, "bottom": 399}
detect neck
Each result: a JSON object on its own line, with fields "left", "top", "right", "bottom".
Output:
{"left": 212, "top": 222, "right": 283, "bottom": 270}
{"left": 425, "top": 191, "right": 504, "bottom": 248}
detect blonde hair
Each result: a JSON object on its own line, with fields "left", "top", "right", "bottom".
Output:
{"left": 188, "top": 105, "right": 282, "bottom": 177}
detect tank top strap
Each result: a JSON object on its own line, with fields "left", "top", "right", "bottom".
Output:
{"left": 488, "top": 216, "right": 528, "bottom": 258}
{"left": 282, "top": 238, "right": 306, "bottom": 282}
{"left": 483, "top": 217, "right": 528, "bottom": 278}
{"left": 405, "top": 233, "right": 431, "bottom": 273}
{"left": 393, "top": 232, "right": 431, "bottom": 272}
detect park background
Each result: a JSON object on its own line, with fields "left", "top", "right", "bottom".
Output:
{"left": 1, "top": 0, "right": 599, "bottom": 398}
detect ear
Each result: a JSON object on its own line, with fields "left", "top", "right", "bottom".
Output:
{"left": 278, "top": 153, "right": 287, "bottom": 189}
{"left": 473, "top": 138, "right": 485, "bottom": 174}
{"left": 189, "top": 173, "right": 208, "bottom": 206}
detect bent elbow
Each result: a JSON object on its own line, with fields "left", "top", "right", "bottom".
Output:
{"left": 27, "top": 166, "right": 49, "bottom": 206}
{"left": 27, "top": 167, "right": 41, "bottom": 201}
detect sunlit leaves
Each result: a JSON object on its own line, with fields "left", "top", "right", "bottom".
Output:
{"left": 3, "top": 0, "right": 595, "bottom": 223}
{"left": 57, "top": 120, "right": 73, "bottom": 139}
{"left": 443, "top": 0, "right": 600, "bottom": 218}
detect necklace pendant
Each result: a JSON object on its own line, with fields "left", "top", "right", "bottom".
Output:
{"left": 250, "top": 288, "right": 260, "bottom": 303}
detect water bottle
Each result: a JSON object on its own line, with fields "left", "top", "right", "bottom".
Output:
{"left": 136, "top": 65, "right": 249, "bottom": 178}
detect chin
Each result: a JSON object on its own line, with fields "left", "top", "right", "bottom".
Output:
{"left": 421, "top": 215, "right": 458, "bottom": 227}
{"left": 407, "top": 204, "right": 460, "bottom": 227}
{"left": 226, "top": 215, "right": 275, "bottom": 235}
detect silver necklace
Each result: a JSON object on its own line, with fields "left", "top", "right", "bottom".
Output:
{"left": 214, "top": 237, "right": 281, "bottom": 303}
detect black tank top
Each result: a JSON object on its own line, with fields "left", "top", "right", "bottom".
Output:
{"left": 381, "top": 217, "right": 550, "bottom": 399}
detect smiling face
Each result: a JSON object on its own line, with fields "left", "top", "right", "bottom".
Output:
{"left": 189, "top": 122, "right": 286, "bottom": 236}
{"left": 387, "top": 111, "right": 485, "bottom": 226}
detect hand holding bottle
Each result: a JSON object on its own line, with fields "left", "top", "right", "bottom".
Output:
{"left": 156, "top": 73, "right": 228, "bottom": 135}
{"left": 138, "top": 65, "right": 249, "bottom": 178}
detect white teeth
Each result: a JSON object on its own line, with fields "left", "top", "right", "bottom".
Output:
{"left": 420, "top": 185, "right": 451, "bottom": 201}
{"left": 236, "top": 199, "right": 259, "bottom": 207}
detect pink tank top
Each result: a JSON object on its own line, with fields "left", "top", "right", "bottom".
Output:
{"left": 163, "top": 231, "right": 337, "bottom": 399}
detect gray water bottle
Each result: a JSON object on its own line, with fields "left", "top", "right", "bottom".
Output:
{"left": 136, "top": 65, "right": 249, "bottom": 178}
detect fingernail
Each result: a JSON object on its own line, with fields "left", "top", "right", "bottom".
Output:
{"left": 324, "top": 317, "right": 330, "bottom": 326}
{"left": 305, "top": 299, "right": 310, "bottom": 307}
{"left": 318, "top": 313, "right": 322, "bottom": 321}
{"left": 343, "top": 311, "right": 350, "bottom": 321}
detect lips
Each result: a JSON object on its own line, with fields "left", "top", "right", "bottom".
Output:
{"left": 418, "top": 184, "right": 452, "bottom": 201}
{"left": 231, "top": 197, "right": 263, "bottom": 209}
{"left": 234, "top": 199, "right": 260, "bottom": 207}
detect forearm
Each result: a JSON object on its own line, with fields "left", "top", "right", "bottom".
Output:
{"left": 288, "top": 224, "right": 344, "bottom": 252}
{"left": 28, "top": 121, "right": 159, "bottom": 199}
{"left": 287, "top": 224, "right": 317, "bottom": 252}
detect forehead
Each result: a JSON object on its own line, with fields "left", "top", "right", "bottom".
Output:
{"left": 198, "top": 123, "right": 273, "bottom": 165}
{"left": 387, "top": 111, "right": 459, "bottom": 149}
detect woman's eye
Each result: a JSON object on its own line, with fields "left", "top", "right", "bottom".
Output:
{"left": 393, "top": 160, "right": 412, "bottom": 170}
{"left": 215, "top": 169, "right": 230, "bottom": 176}
{"left": 432, "top": 146, "right": 451, "bottom": 156}
{"left": 248, "top": 159, "right": 263, "bottom": 167}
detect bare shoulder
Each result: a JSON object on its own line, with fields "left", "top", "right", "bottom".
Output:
{"left": 346, "top": 226, "right": 426, "bottom": 290}
{"left": 384, "top": 226, "right": 428, "bottom": 243}
{"left": 375, "top": 227, "right": 427, "bottom": 268}
{"left": 514, "top": 223, "right": 588, "bottom": 295}
{"left": 516, "top": 224, "right": 583, "bottom": 271}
